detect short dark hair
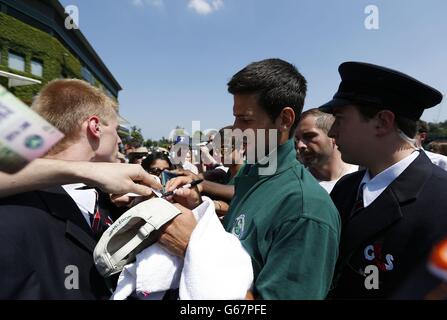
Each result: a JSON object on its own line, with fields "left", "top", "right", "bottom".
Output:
{"left": 227, "top": 58, "right": 307, "bottom": 138}
{"left": 354, "top": 104, "right": 417, "bottom": 139}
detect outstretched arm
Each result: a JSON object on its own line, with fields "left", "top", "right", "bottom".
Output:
{"left": 0, "top": 158, "right": 162, "bottom": 198}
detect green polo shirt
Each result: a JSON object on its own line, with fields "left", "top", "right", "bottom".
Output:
{"left": 223, "top": 139, "right": 340, "bottom": 300}
{"left": 226, "top": 162, "right": 246, "bottom": 186}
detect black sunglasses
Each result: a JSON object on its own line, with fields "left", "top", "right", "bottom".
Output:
{"left": 148, "top": 167, "right": 166, "bottom": 176}
{"left": 132, "top": 153, "right": 147, "bottom": 160}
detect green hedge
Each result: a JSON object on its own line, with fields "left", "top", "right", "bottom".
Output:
{"left": 0, "top": 12, "right": 100, "bottom": 105}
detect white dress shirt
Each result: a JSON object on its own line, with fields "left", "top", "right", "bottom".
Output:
{"left": 359, "top": 151, "right": 420, "bottom": 208}
{"left": 423, "top": 149, "right": 447, "bottom": 171}
{"left": 62, "top": 183, "right": 97, "bottom": 227}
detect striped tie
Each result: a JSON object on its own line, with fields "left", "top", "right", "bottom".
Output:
{"left": 90, "top": 190, "right": 113, "bottom": 236}
{"left": 350, "top": 183, "right": 365, "bottom": 218}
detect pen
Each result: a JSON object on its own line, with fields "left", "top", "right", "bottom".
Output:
{"left": 161, "top": 179, "right": 203, "bottom": 198}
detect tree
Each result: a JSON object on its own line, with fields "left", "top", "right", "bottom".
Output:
{"left": 130, "top": 125, "right": 144, "bottom": 146}
{"left": 144, "top": 139, "right": 156, "bottom": 148}
{"left": 158, "top": 136, "right": 171, "bottom": 149}
{"left": 428, "top": 121, "right": 447, "bottom": 141}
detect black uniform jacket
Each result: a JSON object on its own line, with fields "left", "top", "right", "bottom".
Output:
{"left": 330, "top": 151, "right": 447, "bottom": 299}
{"left": 0, "top": 186, "right": 123, "bottom": 299}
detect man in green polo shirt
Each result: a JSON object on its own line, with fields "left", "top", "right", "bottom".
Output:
{"left": 222, "top": 59, "right": 340, "bottom": 299}
{"left": 159, "top": 58, "right": 340, "bottom": 300}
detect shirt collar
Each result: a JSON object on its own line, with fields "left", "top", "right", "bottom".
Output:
{"left": 246, "top": 139, "right": 297, "bottom": 177}
{"left": 359, "top": 151, "right": 420, "bottom": 207}
{"left": 62, "top": 183, "right": 97, "bottom": 215}
{"left": 233, "top": 139, "right": 298, "bottom": 201}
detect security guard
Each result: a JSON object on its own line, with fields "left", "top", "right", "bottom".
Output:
{"left": 319, "top": 61, "right": 447, "bottom": 299}
{"left": 223, "top": 59, "right": 341, "bottom": 299}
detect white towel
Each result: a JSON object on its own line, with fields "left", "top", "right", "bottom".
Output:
{"left": 135, "top": 243, "right": 183, "bottom": 296}
{"left": 179, "top": 198, "right": 253, "bottom": 300}
{"left": 111, "top": 262, "right": 136, "bottom": 300}
{"left": 111, "top": 243, "right": 182, "bottom": 300}
{"left": 111, "top": 197, "right": 253, "bottom": 300}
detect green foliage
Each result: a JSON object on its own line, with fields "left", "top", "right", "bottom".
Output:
{"left": 130, "top": 125, "right": 144, "bottom": 146}
{"left": 0, "top": 12, "right": 82, "bottom": 105}
{"left": 143, "top": 137, "right": 172, "bottom": 150}
{"left": 427, "top": 121, "right": 447, "bottom": 141}
{"left": 158, "top": 136, "right": 172, "bottom": 150}
{"left": 144, "top": 139, "right": 155, "bottom": 148}
{"left": 0, "top": 12, "right": 105, "bottom": 105}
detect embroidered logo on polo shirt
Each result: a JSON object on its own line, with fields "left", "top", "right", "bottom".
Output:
{"left": 232, "top": 214, "right": 246, "bottom": 239}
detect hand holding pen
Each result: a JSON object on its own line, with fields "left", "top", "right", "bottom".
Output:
{"left": 164, "top": 177, "right": 203, "bottom": 210}
{"left": 107, "top": 179, "right": 202, "bottom": 199}
{"left": 161, "top": 179, "right": 203, "bottom": 198}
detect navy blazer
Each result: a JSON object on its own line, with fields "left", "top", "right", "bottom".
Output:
{"left": 329, "top": 151, "right": 447, "bottom": 299}
{"left": 0, "top": 186, "right": 119, "bottom": 299}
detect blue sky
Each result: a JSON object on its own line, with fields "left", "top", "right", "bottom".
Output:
{"left": 60, "top": 0, "right": 447, "bottom": 140}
